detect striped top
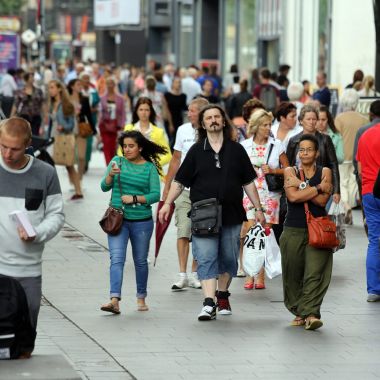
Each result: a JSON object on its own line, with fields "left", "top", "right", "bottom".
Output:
{"left": 101, "top": 156, "right": 160, "bottom": 220}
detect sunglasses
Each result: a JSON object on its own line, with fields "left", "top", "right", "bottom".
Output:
{"left": 214, "top": 153, "right": 221, "bottom": 169}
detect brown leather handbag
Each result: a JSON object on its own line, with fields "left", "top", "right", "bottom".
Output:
{"left": 99, "top": 160, "right": 124, "bottom": 235}
{"left": 78, "top": 121, "right": 93, "bottom": 138}
{"left": 300, "top": 169, "right": 339, "bottom": 250}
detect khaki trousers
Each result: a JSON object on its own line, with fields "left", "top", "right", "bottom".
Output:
{"left": 279, "top": 226, "right": 333, "bottom": 319}
{"left": 339, "top": 162, "right": 358, "bottom": 209}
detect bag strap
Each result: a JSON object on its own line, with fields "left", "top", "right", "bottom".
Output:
{"left": 299, "top": 168, "right": 310, "bottom": 217}
{"left": 217, "top": 140, "right": 231, "bottom": 202}
{"left": 265, "top": 143, "right": 274, "bottom": 164}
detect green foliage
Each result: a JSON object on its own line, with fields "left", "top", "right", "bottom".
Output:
{"left": 0, "top": 0, "right": 26, "bottom": 15}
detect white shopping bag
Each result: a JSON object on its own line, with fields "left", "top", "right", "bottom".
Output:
{"left": 242, "top": 223, "right": 266, "bottom": 277}
{"left": 328, "top": 201, "right": 346, "bottom": 252}
{"left": 264, "top": 230, "right": 282, "bottom": 279}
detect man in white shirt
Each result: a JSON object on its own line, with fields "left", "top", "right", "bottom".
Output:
{"left": 0, "top": 68, "right": 18, "bottom": 117}
{"left": 181, "top": 67, "right": 202, "bottom": 106}
{"left": 163, "top": 97, "right": 208, "bottom": 290}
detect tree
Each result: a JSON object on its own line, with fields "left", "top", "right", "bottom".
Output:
{"left": 0, "top": 0, "right": 26, "bottom": 15}
{"left": 374, "top": 0, "right": 380, "bottom": 91}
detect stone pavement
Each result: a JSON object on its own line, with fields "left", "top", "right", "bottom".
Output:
{"left": 31, "top": 151, "right": 380, "bottom": 380}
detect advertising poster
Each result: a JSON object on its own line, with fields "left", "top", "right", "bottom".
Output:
{"left": 0, "top": 33, "right": 19, "bottom": 73}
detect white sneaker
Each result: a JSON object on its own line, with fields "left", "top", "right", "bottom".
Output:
{"left": 198, "top": 304, "right": 216, "bottom": 321}
{"left": 171, "top": 273, "right": 188, "bottom": 291}
{"left": 188, "top": 272, "right": 201, "bottom": 289}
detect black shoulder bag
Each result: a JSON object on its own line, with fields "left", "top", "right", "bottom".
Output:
{"left": 264, "top": 143, "right": 284, "bottom": 192}
{"left": 190, "top": 142, "right": 230, "bottom": 236}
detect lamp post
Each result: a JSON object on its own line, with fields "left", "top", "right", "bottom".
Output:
{"left": 37, "top": 0, "right": 46, "bottom": 65}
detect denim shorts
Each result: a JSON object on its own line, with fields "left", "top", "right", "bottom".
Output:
{"left": 191, "top": 224, "right": 241, "bottom": 280}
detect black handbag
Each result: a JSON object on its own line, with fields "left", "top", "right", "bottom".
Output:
{"left": 190, "top": 198, "right": 222, "bottom": 236}
{"left": 190, "top": 140, "right": 230, "bottom": 237}
{"left": 264, "top": 143, "right": 284, "bottom": 192}
{"left": 99, "top": 159, "right": 124, "bottom": 235}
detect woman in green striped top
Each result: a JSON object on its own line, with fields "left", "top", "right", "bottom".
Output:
{"left": 100, "top": 131, "right": 167, "bottom": 314}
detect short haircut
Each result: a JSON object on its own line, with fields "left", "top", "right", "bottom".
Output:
{"left": 299, "top": 104, "right": 319, "bottom": 123}
{"left": 299, "top": 133, "right": 319, "bottom": 151}
{"left": 189, "top": 97, "right": 209, "bottom": 110}
{"left": 276, "top": 102, "right": 297, "bottom": 121}
{"left": 369, "top": 99, "right": 380, "bottom": 117}
{"left": 287, "top": 82, "right": 304, "bottom": 101}
{"left": 339, "top": 89, "right": 359, "bottom": 111}
{"left": 260, "top": 68, "right": 271, "bottom": 79}
{"left": 0, "top": 117, "right": 32, "bottom": 145}
{"left": 242, "top": 98, "right": 265, "bottom": 122}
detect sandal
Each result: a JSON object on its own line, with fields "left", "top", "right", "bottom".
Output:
{"left": 100, "top": 303, "right": 120, "bottom": 314}
{"left": 137, "top": 304, "right": 149, "bottom": 311}
{"left": 305, "top": 317, "right": 323, "bottom": 330}
{"left": 291, "top": 317, "right": 305, "bottom": 326}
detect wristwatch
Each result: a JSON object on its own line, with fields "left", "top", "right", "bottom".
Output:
{"left": 298, "top": 182, "right": 307, "bottom": 190}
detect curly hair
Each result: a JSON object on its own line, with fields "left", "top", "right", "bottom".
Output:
{"left": 132, "top": 97, "right": 157, "bottom": 125}
{"left": 242, "top": 98, "right": 265, "bottom": 122}
{"left": 197, "top": 104, "right": 233, "bottom": 142}
{"left": 118, "top": 130, "right": 167, "bottom": 175}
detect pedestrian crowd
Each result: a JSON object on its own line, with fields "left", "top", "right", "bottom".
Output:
{"left": 0, "top": 59, "right": 379, "bottom": 358}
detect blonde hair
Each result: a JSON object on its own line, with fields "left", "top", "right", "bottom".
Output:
{"left": 362, "top": 75, "right": 375, "bottom": 95}
{"left": 248, "top": 109, "right": 273, "bottom": 136}
{"left": 0, "top": 117, "right": 32, "bottom": 145}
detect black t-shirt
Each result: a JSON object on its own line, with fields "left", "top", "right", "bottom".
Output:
{"left": 164, "top": 92, "right": 187, "bottom": 130}
{"left": 175, "top": 138, "right": 256, "bottom": 225}
{"left": 284, "top": 166, "right": 327, "bottom": 228}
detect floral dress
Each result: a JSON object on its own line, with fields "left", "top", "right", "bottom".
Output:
{"left": 243, "top": 141, "right": 281, "bottom": 224}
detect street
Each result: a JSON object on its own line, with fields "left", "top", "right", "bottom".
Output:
{"left": 29, "top": 152, "right": 380, "bottom": 380}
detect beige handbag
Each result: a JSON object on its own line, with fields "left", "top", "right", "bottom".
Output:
{"left": 53, "top": 134, "right": 75, "bottom": 166}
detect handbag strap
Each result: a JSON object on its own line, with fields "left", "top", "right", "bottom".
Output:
{"left": 299, "top": 168, "right": 310, "bottom": 217}
{"left": 217, "top": 139, "right": 231, "bottom": 202}
{"left": 265, "top": 143, "right": 274, "bottom": 164}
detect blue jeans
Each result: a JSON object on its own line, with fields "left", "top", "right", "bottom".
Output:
{"left": 192, "top": 225, "right": 240, "bottom": 280}
{"left": 108, "top": 218, "right": 153, "bottom": 299}
{"left": 362, "top": 194, "right": 380, "bottom": 295}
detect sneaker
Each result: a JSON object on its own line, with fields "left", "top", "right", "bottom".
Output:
{"left": 216, "top": 291, "right": 232, "bottom": 315}
{"left": 188, "top": 272, "right": 201, "bottom": 289}
{"left": 367, "top": 293, "right": 380, "bottom": 302}
{"left": 198, "top": 304, "right": 216, "bottom": 321}
{"left": 171, "top": 273, "right": 188, "bottom": 291}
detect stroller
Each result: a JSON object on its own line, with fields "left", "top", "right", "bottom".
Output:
{"left": 0, "top": 107, "right": 55, "bottom": 167}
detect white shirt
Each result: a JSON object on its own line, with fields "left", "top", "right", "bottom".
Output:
{"left": 271, "top": 123, "right": 302, "bottom": 150}
{"left": 181, "top": 77, "right": 202, "bottom": 105}
{"left": 174, "top": 122, "right": 197, "bottom": 164}
{"left": 0, "top": 73, "right": 17, "bottom": 97}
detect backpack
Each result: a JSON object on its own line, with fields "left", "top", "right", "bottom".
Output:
{"left": 259, "top": 85, "right": 277, "bottom": 112}
{"left": 0, "top": 277, "right": 36, "bottom": 359}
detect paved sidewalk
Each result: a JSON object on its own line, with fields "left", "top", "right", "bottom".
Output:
{"left": 35, "top": 152, "right": 380, "bottom": 380}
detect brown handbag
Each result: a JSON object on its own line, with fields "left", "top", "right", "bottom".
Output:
{"left": 78, "top": 121, "right": 93, "bottom": 138}
{"left": 300, "top": 168, "right": 339, "bottom": 250}
{"left": 99, "top": 160, "right": 124, "bottom": 235}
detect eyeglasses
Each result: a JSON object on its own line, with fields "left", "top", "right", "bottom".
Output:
{"left": 214, "top": 153, "right": 221, "bottom": 169}
{"left": 299, "top": 148, "right": 315, "bottom": 154}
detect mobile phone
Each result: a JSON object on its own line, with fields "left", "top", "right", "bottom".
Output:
{"left": 111, "top": 161, "right": 119, "bottom": 169}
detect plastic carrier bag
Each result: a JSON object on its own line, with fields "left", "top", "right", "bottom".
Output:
{"left": 264, "top": 229, "right": 282, "bottom": 279}
{"left": 328, "top": 201, "right": 346, "bottom": 252}
{"left": 242, "top": 223, "right": 266, "bottom": 277}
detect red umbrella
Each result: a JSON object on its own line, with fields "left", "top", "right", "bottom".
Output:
{"left": 154, "top": 201, "right": 175, "bottom": 266}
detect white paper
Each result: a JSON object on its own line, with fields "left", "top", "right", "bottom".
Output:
{"left": 9, "top": 210, "right": 36, "bottom": 238}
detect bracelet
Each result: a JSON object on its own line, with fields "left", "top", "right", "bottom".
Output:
{"left": 254, "top": 207, "right": 265, "bottom": 212}
{"left": 133, "top": 195, "right": 138, "bottom": 204}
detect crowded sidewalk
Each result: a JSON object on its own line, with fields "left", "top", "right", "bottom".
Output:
{"left": 24, "top": 151, "right": 380, "bottom": 380}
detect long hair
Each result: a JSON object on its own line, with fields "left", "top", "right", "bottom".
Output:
{"left": 118, "top": 130, "right": 167, "bottom": 175}
{"left": 319, "top": 105, "right": 339, "bottom": 134}
{"left": 67, "top": 78, "right": 80, "bottom": 95}
{"left": 132, "top": 97, "right": 156, "bottom": 125}
{"left": 197, "top": 104, "right": 233, "bottom": 142}
{"left": 48, "top": 79, "right": 74, "bottom": 117}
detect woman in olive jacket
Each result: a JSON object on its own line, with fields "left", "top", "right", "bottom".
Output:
{"left": 286, "top": 104, "right": 340, "bottom": 204}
